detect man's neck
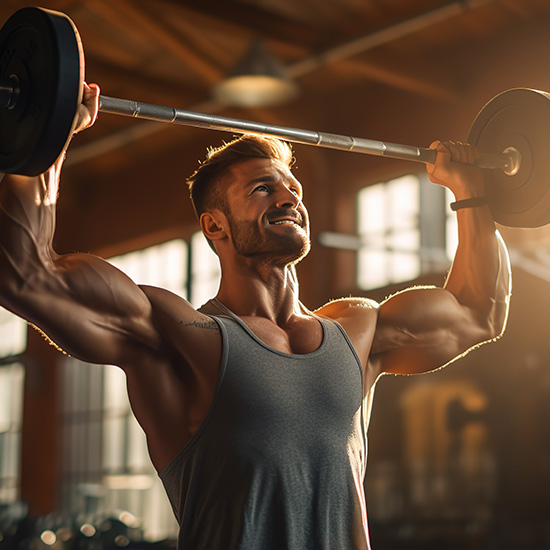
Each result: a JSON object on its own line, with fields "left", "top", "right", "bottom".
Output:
{"left": 215, "top": 262, "right": 303, "bottom": 324}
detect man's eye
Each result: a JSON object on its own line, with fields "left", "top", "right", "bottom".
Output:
{"left": 290, "top": 188, "right": 300, "bottom": 196}
{"left": 254, "top": 185, "right": 269, "bottom": 193}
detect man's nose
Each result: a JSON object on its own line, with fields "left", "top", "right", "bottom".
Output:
{"left": 275, "top": 185, "right": 301, "bottom": 208}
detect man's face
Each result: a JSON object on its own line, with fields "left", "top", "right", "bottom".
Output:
{"left": 222, "top": 157, "right": 310, "bottom": 266}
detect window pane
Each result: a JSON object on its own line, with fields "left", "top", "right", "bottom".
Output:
{"left": 103, "top": 416, "right": 126, "bottom": 472}
{"left": 140, "top": 240, "right": 188, "bottom": 296}
{"left": 0, "top": 308, "right": 26, "bottom": 358}
{"left": 357, "top": 177, "right": 421, "bottom": 290}
{"left": 0, "top": 363, "right": 24, "bottom": 434}
{"left": 0, "top": 363, "right": 24, "bottom": 504}
{"left": 103, "top": 366, "right": 129, "bottom": 414}
{"left": 358, "top": 185, "right": 385, "bottom": 234}
{"left": 190, "top": 232, "right": 221, "bottom": 307}
{"left": 446, "top": 190, "right": 459, "bottom": 260}
{"left": 387, "top": 228, "right": 420, "bottom": 253}
{"left": 59, "top": 241, "right": 183, "bottom": 539}
{"left": 388, "top": 175, "right": 419, "bottom": 229}
{"left": 127, "top": 419, "right": 149, "bottom": 472}
{"left": 0, "top": 371, "right": 13, "bottom": 433}
{"left": 358, "top": 249, "right": 387, "bottom": 290}
{"left": 389, "top": 252, "right": 421, "bottom": 283}
{"left": 110, "top": 239, "right": 188, "bottom": 298}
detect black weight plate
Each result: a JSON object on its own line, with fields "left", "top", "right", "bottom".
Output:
{"left": 0, "top": 8, "right": 83, "bottom": 176}
{"left": 468, "top": 88, "right": 550, "bottom": 228}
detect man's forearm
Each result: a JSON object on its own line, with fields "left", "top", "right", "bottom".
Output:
{"left": 0, "top": 167, "right": 61, "bottom": 303}
{"left": 444, "top": 204, "right": 511, "bottom": 339}
{"left": 0, "top": 80, "right": 95, "bottom": 284}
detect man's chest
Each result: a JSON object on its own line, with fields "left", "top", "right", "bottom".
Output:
{"left": 238, "top": 315, "right": 324, "bottom": 355}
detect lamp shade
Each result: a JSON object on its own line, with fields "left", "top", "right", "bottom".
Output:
{"left": 214, "top": 39, "right": 298, "bottom": 108}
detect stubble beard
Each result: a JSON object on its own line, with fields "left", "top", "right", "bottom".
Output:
{"left": 228, "top": 216, "right": 311, "bottom": 267}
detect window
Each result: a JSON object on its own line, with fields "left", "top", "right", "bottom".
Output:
{"left": 59, "top": 237, "right": 223, "bottom": 540}
{"left": 357, "top": 175, "right": 421, "bottom": 289}
{"left": 0, "top": 307, "right": 27, "bottom": 505}
{"left": 357, "top": 174, "right": 454, "bottom": 290}
{"left": 189, "top": 231, "right": 221, "bottom": 308}
{"left": 60, "top": 240, "right": 188, "bottom": 540}
{"left": 445, "top": 189, "right": 459, "bottom": 260}
{"left": 0, "top": 362, "right": 25, "bottom": 504}
{"left": 0, "top": 308, "right": 27, "bottom": 359}
{"left": 110, "top": 238, "right": 188, "bottom": 297}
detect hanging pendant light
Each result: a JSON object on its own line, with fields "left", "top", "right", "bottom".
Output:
{"left": 214, "top": 39, "right": 298, "bottom": 108}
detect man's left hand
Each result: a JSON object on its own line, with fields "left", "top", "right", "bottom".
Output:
{"left": 427, "top": 140, "right": 485, "bottom": 199}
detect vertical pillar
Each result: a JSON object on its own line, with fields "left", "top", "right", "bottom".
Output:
{"left": 20, "top": 327, "right": 62, "bottom": 516}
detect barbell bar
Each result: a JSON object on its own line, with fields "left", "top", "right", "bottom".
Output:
{"left": 96, "top": 95, "right": 516, "bottom": 173}
{"left": 0, "top": 7, "right": 549, "bottom": 228}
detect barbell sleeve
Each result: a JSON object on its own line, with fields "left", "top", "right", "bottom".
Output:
{"left": 0, "top": 75, "right": 19, "bottom": 110}
{"left": 98, "top": 95, "right": 512, "bottom": 171}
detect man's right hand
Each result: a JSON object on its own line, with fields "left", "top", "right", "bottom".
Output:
{"left": 73, "top": 82, "right": 100, "bottom": 134}
{"left": 42, "top": 82, "right": 100, "bottom": 185}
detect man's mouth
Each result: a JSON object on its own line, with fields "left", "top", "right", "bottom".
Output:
{"left": 270, "top": 219, "right": 299, "bottom": 225}
{"left": 268, "top": 214, "right": 303, "bottom": 227}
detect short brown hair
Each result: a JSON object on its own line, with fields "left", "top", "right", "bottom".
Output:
{"left": 187, "top": 134, "right": 294, "bottom": 220}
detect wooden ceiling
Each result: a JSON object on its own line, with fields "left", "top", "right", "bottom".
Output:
{"left": 2, "top": 0, "right": 549, "bottom": 162}
{"left": 2, "top": 0, "right": 550, "bottom": 259}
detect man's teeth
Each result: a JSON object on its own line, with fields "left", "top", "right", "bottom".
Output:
{"left": 272, "top": 220, "right": 295, "bottom": 225}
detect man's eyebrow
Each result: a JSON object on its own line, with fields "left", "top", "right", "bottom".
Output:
{"left": 247, "top": 175, "right": 276, "bottom": 186}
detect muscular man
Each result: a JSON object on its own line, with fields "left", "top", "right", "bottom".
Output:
{"left": 0, "top": 83, "right": 510, "bottom": 549}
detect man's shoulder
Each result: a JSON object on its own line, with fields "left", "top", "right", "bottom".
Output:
{"left": 137, "top": 285, "right": 222, "bottom": 365}
{"left": 139, "top": 284, "right": 195, "bottom": 311}
{"left": 138, "top": 284, "right": 218, "bottom": 331}
{"left": 316, "top": 296, "right": 379, "bottom": 319}
{"left": 315, "top": 297, "right": 379, "bottom": 373}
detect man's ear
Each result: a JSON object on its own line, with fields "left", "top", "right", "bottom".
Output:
{"left": 200, "top": 210, "right": 227, "bottom": 243}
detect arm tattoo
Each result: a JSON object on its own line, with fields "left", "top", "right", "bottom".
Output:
{"left": 180, "top": 319, "right": 219, "bottom": 332}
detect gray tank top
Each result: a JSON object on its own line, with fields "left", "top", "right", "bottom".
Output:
{"left": 159, "top": 301, "right": 372, "bottom": 549}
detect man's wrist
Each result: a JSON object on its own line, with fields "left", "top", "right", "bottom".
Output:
{"left": 450, "top": 196, "right": 488, "bottom": 211}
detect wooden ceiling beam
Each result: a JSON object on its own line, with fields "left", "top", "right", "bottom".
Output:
{"left": 159, "top": 6, "right": 235, "bottom": 69}
{"left": 330, "top": 57, "right": 459, "bottom": 102}
{"left": 86, "top": 0, "right": 222, "bottom": 85}
{"left": 499, "top": 0, "right": 536, "bottom": 19}
{"left": 85, "top": 56, "right": 206, "bottom": 105}
{"left": 173, "top": 0, "right": 322, "bottom": 49}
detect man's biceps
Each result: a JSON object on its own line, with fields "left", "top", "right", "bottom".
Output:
{"left": 371, "top": 321, "right": 411, "bottom": 355}
{"left": 374, "top": 299, "right": 454, "bottom": 354}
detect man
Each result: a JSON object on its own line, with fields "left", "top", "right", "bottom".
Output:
{"left": 0, "top": 83, "right": 510, "bottom": 549}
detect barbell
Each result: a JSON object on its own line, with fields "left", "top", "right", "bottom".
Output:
{"left": 0, "top": 7, "right": 549, "bottom": 228}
